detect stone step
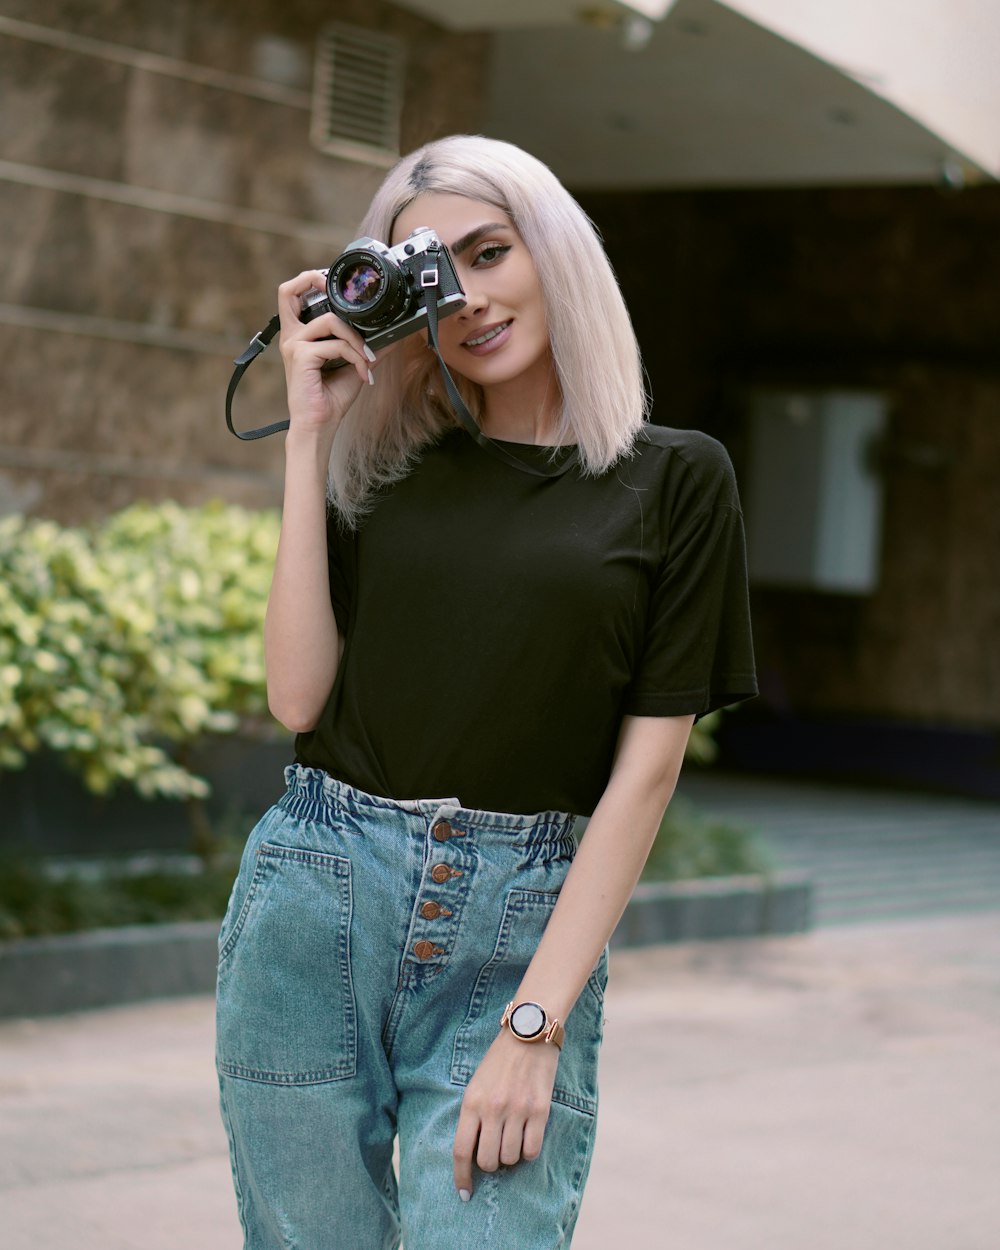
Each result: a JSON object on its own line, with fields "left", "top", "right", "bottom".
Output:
{"left": 760, "top": 851, "right": 1000, "bottom": 878}
{"left": 677, "top": 772, "right": 1000, "bottom": 928}
{"left": 820, "top": 900, "right": 1000, "bottom": 930}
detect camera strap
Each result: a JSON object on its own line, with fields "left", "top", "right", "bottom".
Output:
{"left": 225, "top": 277, "right": 581, "bottom": 479}
{"left": 420, "top": 281, "right": 580, "bottom": 480}
{"left": 225, "top": 315, "right": 288, "bottom": 441}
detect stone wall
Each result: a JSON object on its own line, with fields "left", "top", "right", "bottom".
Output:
{"left": 0, "top": 0, "right": 487, "bottom": 519}
{"left": 580, "top": 183, "right": 1000, "bottom": 729}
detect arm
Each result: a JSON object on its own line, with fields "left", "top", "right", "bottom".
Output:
{"left": 263, "top": 270, "right": 376, "bottom": 732}
{"left": 452, "top": 712, "right": 694, "bottom": 1199}
{"left": 264, "top": 425, "right": 341, "bottom": 732}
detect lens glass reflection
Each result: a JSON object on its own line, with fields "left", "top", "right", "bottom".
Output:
{"left": 337, "top": 262, "right": 382, "bottom": 307}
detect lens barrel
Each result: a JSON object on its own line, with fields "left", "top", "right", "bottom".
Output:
{"left": 326, "top": 248, "right": 408, "bottom": 329}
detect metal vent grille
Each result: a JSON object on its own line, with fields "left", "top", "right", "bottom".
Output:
{"left": 311, "top": 23, "right": 403, "bottom": 167}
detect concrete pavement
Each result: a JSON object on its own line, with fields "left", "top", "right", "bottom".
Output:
{"left": 2, "top": 911, "right": 999, "bottom": 1249}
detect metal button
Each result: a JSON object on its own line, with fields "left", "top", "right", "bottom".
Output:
{"left": 421, "top": 901, "right": 442, "bottom": 920}
{"left": 432, "top": 819, "right": 453, "bottom": 842}
{"left": 430, "top": 864, "right": 451, "bottom": 883}
{"left": 412, "top": 940, "right": 443, "bottom": 961}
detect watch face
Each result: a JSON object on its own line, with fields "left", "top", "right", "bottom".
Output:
{"left": 509, "top": 1002, "right": 545, "bottom": 1039}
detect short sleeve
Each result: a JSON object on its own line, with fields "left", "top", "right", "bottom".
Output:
{"left": 625, "top": 440, "right": 757, "bottom": 719}
{"left": 326, "top": 510, "right": 356, "bottom": 634}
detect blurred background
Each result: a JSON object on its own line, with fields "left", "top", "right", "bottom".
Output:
{"left": 2, "top": 6, "right": 999, "bottom": 1249}
{"left": 2, "top": 0, "right": 998, "bottom": 818}
{"left": 3, "top": 0, "right": 995, "bottom": 810}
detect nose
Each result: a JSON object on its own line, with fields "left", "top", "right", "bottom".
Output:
{"left": 458, "top": 274, "right": 487, "bottom": 318}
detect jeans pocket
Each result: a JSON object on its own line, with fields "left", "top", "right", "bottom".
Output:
{"left": 216, "top": 841, "right": 358, "bottom": 1085}
{"left": 217, "top": 805, "right": 287, "bottom": 959}
{"left": 450, "top": 889, "right": 604, "bottom": 1117}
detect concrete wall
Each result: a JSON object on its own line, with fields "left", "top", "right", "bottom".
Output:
{"left": 0, "top": 1, "right": 487, "bottom": 520}
{"left": 580, "top": 182, "right": 1000, "bottom": 730}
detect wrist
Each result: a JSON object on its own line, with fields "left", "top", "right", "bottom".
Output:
{"left": 284, "top": 426, "right": 336, "bottom": 482}
{"left": 511, "top": 979, "right": 575, "bottom": 1026}
{"left": 500, "top": 999, "right": 565, "bottom": 1049}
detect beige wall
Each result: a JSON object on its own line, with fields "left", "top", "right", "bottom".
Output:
{"left": 721, "top": 0, "right": 1000, "bottom": 178}
{"left": 0, "top": 0, "right": 487, "bottom": 520}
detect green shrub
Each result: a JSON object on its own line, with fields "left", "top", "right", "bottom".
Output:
{"left": 0, "top": 853, "right": 239, "bottom": 940}
{"left": 641, "top": 795, "right": 771, "bottom": 882}
{"left": 0, "top": 502, "right": 279, "bottom": 801}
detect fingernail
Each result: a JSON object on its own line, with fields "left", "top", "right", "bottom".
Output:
{"left": 367, "top": 369, "right": 375, "bottom": 386}
{"left": 459, "top": 1188, "right": 472, "bottom": 1203}
{"left": 363, "top": 344, "right": 376, "bottom": 362}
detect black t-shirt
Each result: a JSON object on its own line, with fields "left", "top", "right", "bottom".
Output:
{"left": 294, "top": 423, "right": 757, "bottom": 816}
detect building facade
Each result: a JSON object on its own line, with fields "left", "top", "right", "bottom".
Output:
{"left": 1, "top": 0, "right": 997, "bottom": 785}
{"left": 0, "top": 0, "right": 486, "bottom": 519}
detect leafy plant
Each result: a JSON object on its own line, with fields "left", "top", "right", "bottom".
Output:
{"left": 685, "top": 710, "right": 721, "bottom": 764}
{"left": 641, "top": 794, "right": 771, "bottom": 882}
{"left": 0, "top": 852, "right": 240, "bottom": 940}
{"left": 0, "top": 502, "right": 279, "bottom": 803}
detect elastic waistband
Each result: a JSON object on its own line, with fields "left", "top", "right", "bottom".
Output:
{"left": 280, "top": 764, "right": 577, "bottom": 848}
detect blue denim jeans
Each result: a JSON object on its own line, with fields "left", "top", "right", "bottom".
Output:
{"left": 216, "top": 765, "right": 607, "bottom": 1249}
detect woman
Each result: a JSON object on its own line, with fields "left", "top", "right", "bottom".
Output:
{"left": 216, "top": 134, "right": 757, "bottom": 1249}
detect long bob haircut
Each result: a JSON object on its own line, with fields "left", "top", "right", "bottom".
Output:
{"left": 328, "top": 134, "right": 649, "bottom": 525}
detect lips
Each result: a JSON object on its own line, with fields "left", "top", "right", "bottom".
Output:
{"left": 461, "top": 320, "right": 512, "bottom": 354}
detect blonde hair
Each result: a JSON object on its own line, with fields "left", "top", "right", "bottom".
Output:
{"left": 329, "top": 135, "right": 648, "bottom": 525}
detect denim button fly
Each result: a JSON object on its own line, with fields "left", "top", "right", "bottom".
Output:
{"left": 216, "top": 765, "right": 606, "bottom": 1248}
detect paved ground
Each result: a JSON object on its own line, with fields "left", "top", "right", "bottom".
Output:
{"left": 2, "top": 911, "right": 999, "bottom": 1250}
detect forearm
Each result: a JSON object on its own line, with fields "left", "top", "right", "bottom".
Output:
{"left": 264, "top": 427, "right": 341, "bottom": 731}
{"left": 513, "top": 715, "right": 694, "bottom": 1024}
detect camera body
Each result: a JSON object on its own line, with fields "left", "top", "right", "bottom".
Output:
{"left": 300, "top": 226, "right": 465, "bottom": 352}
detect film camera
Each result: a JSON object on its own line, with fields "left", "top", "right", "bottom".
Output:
{"left": 300, "top": 226, "right": 466, "bottom": 353}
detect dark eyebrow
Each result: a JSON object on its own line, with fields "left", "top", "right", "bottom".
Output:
{"left": 448, "top": 222, "right": 510, "bottom": 256}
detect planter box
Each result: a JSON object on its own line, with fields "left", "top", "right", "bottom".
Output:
{"left": 0, "top": 872, "right": 812, "bottom": 1019}
{"left": 612, "top": 871, "right": 812, "bottom": 948}
{"left": 0, "top": 921, "right": 221, "bottom": 1018}
{"left": 0, "top": 739, "right": 292, "bottom": 855}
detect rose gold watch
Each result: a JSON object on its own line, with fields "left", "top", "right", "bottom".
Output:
{"left": 500, "top": 1000, "right": 564, "bottom": 1049}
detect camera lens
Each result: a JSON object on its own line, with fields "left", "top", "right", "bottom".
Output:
{"left": 336, "top": 261, "right": 382, "bottom": 308}
{"left": 327, "top": 247, "right": 409, "bottom": 330}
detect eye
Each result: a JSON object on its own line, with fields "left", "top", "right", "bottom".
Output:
{"left": 471, "top": 242, "right": 511, "bottom": 267}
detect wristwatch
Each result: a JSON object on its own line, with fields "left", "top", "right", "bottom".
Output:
{"left": 500, "top": 1000, "right": 564, "bottom": 1049}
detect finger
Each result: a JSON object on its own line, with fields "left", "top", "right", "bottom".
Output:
{"left": 522, "top": 1111, "right": 548, "bottom": 1162}
{"left": 276, "top": 270, "right": 331, "bottom": 333}
{"left": 453, "top": 1108, "right": 479, "bottom": 1199}
{"left": 279, "top": 283, "right": 370, "bottom": 363}
{"left": 475, "top": 1117, "right": 503, "bottom": 1175}
{"left": 282, "top": 335, "right": 370, "bottom": 390}
{"left": 297, "top": 312, "right": 373, "bottom": 384}
{"left": 499, "top": 1117, "right": 526, "bottom": 1167}
{"left": 276, "top": 272, "right": 373, "bottom": 368}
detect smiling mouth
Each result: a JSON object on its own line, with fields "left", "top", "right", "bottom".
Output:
{"left": 462, "top": 320, "right": 512, "bottom": 347}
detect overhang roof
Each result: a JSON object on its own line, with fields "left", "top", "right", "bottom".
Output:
{"left": 396, "top": 0, "right": 999, "bottom": 189}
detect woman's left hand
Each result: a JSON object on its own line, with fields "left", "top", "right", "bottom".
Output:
{"left": 452, "top": 1029, "right": 560, "bottom": 1199}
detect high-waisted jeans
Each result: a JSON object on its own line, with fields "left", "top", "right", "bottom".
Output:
{"left": 216, "top": 765, "right": 608, "bottom": 1249}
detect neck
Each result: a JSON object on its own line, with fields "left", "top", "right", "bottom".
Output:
{"left": 478, "top": 357, "right": 564, "bottom": 445}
